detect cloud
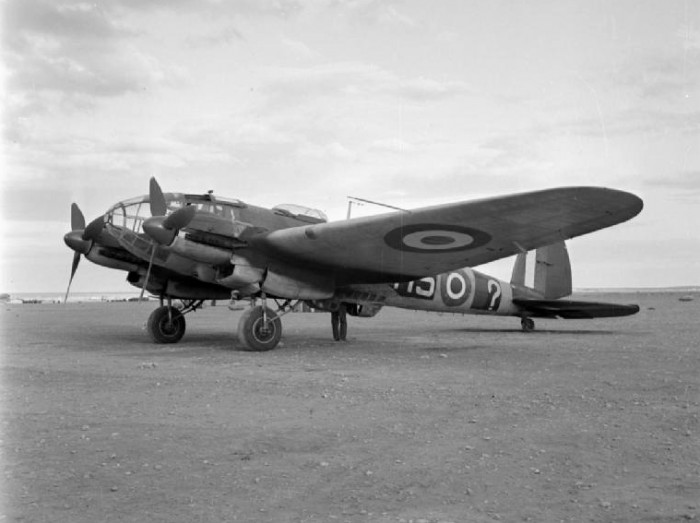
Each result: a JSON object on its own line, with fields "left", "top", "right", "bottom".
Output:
{"left": 259, "top": 62, "right": 471, "bottom": 108}
{"left": 398, "top": 76, "right": 473, "bottom": 101}
{"left": 3, "top": 1, "right": 128, "bottom": 44}
{"left": 611, "top": 42, "right": 700, "bottom": 102}
{"left": 110, "top": 0, "right": 304, "bottom": 18}
{"left": 2, "top": 0, "right": 185, "bottom": 116}
{"left": 641, "top": 170, "right": 700, "bottom": 197}
{"left": 281, "top": 37, "right": 320, "bottom": 60}
{"left": 298, "top": 140, "right": 356, "bottom": 161}
{"left": 369, "top": 138, "right": 413, "bottom": 154}
{"left": 186, "top": 26, "right": 246, "bottom": 47}
{"left": 324, "top": 0, "right": 415, "bottom": 28}
{"left": 544, "top": 107, "right": 700, "bottom": 140}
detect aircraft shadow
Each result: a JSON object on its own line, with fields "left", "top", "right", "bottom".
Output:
{"left": 447, "top": 327, "right": 617, "bottom": 335}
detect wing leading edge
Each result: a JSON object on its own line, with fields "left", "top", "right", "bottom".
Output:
{"left": 253, "top": 187, "right": 643, "bottom": 284}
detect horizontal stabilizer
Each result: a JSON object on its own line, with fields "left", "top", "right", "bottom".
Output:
{"left": 513, "top": 299, "right": 640, "bottom": 319}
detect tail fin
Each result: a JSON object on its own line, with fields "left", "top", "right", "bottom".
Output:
{"left": 511, "top": 252, "right": 527, "bottom": 286}
{"left": 535, "top": 242, "right": 572, "bottom": 299}
{"left": 511, "top": 241, "right": 573, "bottom": 300}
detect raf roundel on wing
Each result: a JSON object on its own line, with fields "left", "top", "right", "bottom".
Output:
{"left": 384, "top": 224, "right": 491, "bottom": 253}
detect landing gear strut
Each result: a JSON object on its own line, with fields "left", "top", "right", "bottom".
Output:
{"left": 521, "top": 317, "right": 535, "bottom": 332}
{"left": 146, "top": 298, "right": 204, "bottom": 344}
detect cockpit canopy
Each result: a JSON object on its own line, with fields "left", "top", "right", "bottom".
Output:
{"left": 105, "top": 193, "right": 327, "bottom": 233}
{"left": 272, "top": 204, "right": 328, "bottom": 224}
{"left": 105, "top": 193, "right": 246, "bottom": 232}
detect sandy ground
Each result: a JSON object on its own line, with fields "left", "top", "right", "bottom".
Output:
{"left": 2, "top": 292, "right": 699, "bottom": 522}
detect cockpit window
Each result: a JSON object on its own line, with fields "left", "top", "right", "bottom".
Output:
{"left": 272, "top": 204, "right": 328, "bottom": 223}
{"left": 189, "top": 201, "right": 235, "bottom": 219}
{"left": 105, "top": 192, "right": 241, "bottom": 232}
{"left": 106, "top": 194, "right": 186, "bottom": 232}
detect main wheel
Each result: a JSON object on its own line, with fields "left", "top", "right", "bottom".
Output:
{"left": 521, "top": 317, "right": 535, "bottom": 332}
{"left": 147, "top": 306, "right": 186, "bottom": 344}
{"left": 237, "top": 306, "right": 282, "bottom": 351}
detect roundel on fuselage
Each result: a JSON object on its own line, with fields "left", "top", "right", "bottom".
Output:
{"left": 384, "top": 224, "right": 491, "bottom": 253}
{"left": 440, "top": 269, "right": 472, "bottom": 307}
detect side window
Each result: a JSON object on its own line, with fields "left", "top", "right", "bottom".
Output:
{"left": 110, "top": 206, "right": 126, "bottom": 227}
{"left": 222, "top": 205, "right": 235, "bottom": 220}
{"left": 124, "top": 203, "right": 143, "bottom": 232}
{"left": 167, "top": 199, "right": 183, "bottom": 212}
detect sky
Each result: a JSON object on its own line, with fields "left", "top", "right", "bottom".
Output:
{"left": 1, "top": 0, "right": 699, "bottom": 294}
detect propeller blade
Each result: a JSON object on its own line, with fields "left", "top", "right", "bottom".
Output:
{"left": 139, "top": 245, "right": 158, "bottom": 302}
{"left": 64, "top": 251, "right": 81, "bottom": 304}
{"left": 162, "top": 205, "right": 196, "bottom": 230}
{"left": 71, "top": 203, "right": 86, "bottom": 231}
{"left": 149, "top": 177, "right": 167, "bottom": 216}
{"left": 82, "top": 216, "right": 105, "bottom": 242}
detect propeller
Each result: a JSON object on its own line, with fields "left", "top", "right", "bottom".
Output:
{"left": 64, "top": 202, "right": 92, "bottom": 304}
{"left": 143, "top": 206, "right": 196, "bottom": 245}
{"left": 71, "top": 202, "right": 85, "bottom": 231}
{"left": 149, "top": 177, "right": 168, "bottom": 216}
{"left": 163, "top": 205, "right": 196, "bottom": 230}
{"left": 139, "top": 245, "right": 158, "bottom": 302}
{"left": 140, "top": 177, "right": 196, "bottom": 300}
{"left": 82, "top": 215, "right": 106, "bottom": 242}
{"left": 143, "top": 177, "right": 196, "bottom": 245}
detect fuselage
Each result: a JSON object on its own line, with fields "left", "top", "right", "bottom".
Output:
{"left": 339, "top": 267, "right": 536, "bottom": 319}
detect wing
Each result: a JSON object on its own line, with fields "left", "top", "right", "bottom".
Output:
{"left": 253, "top": 187, "right": 643, "bottom": 284}
{"left": 512, "top": 299, "right": 641, "bottom": 319}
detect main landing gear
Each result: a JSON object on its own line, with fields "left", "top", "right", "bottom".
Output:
{"left": 145, "top": 295, "right": 295, "bottom": 351}
{"left": 520, "top": 317, "right": 535, "bottom": 332}
{"left": 237, "top": 297, "right": 296, "bottom": 352}
{"left": 146, "top": 299, "right": 204, "bottom": 344}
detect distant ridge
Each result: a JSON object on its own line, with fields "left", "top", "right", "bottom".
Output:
{"left": 575, "top": 286, "right": 700, "bottom": 294}
{"left": 1, "top": 291, "right": 146, "bottom": 304}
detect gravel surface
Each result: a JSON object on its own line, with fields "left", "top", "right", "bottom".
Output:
{"left": 2, "top": 292, "right": 699, "bottom": 522}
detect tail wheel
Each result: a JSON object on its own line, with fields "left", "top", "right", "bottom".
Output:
{"left": 237, "top": 306, "right": 282, "bottom": 351}
{"left": 521, "top": 317, "right": 535, "bottom": 332}
{"left": 147, "top": 306, "right": 186, "bottom": 344}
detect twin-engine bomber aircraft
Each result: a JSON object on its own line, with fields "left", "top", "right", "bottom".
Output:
{"left": 64, "top": 179, "right": 643, "bottom": 351}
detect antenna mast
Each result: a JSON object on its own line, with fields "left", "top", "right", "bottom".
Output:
{"left": 346, "top": 196, "right": 410, "bottom": 219}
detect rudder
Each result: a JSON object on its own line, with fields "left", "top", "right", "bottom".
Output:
{"left": 534, "top": 242, "right": 572, "bottom": 299}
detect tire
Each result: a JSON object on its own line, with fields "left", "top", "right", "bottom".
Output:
{"left": 147, "top": 306, "right": 186, "bottom": 344}
{"left": 521, "top": 317, "right": 535, "bottom": 332}
{"left": 237, "top": 306, "right": 282, "bottom": 351}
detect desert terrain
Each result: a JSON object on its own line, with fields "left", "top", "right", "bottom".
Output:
{"left": 2, "top": 292, "right": 698, "bottom": 522}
